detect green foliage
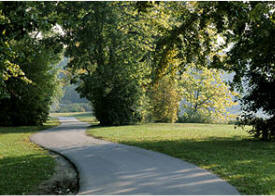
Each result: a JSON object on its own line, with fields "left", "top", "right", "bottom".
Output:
{"left": 80, "top": 71, "right": 146, "bottom": 126}
{"left": 0, "top": 2, "right": 58, "bottom": 88}
{"left": 178, "top": 64, "right": 238, "bottom": 123}
{"left": 53, "top": 103, "right": 92, "bottom": 113}
{"left": 59, "top": 2, "right": 153, "bottom": 125}
{"left": 0, "top": 38, "right": 62, "bottom": 126}
{"left": 61, "top": 84, "right": 88, "bottom": 104}
{"left": 50, "top": 84, "right": 91, "bottom": 113}
{"left": 149, "top": 76, "right": 181, "bottom": 123}
{"left": 1, "top": 1, "right": 273, "bottom": 135}
{"left": 238, "top": 116, "right": 275, "bottom": 141}
{"left": 147, "top": 2, "right": 274, "bottom": 139}
{"left": 0, "top": 2, "right": 63, "bottom": 126}
{"left": 187, "top": 2, "right": 275, "bottom": 139}
{"left": 151, "top": 2, "right": 223, "bottom": 83}
{"left": 224, "top": 2, "right": 275, "bottom": 141}
{"left": 178, "top": 108, "right": 212, "bottom": 123}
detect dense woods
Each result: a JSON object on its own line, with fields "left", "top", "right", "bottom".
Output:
{"left": 0, "top": 2, "right": 274, "bottom": 140}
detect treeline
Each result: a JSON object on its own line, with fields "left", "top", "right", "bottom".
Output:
{"left": 0, "top": 2, "right": 274, "bottom": 140}
{"left": 49, "top": 58, "right": 92, "bottom": 113}
{"left": 51, "top": 84, "right": 92, "bottom": 113}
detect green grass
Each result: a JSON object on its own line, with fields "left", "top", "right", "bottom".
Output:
{"left": 51, "top": 112, "right": 97, "bottom": 124}
{"left": 0, "top": 118, "right": 60, "bottom": 195}
{"left": 85, "top": 123, "right": 275, "bottom": 195}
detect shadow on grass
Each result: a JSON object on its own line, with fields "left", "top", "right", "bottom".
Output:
{"left": 119, "top": 138, "right": 275, "bottom": 195}
{"left": 0, "top": 153, "right": 55, "bottom": 195}
{"left": 0, "top": 124, "right": 56, "bottom": 134}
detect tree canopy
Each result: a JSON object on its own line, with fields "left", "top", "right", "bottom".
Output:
{"left": 179, "top": 64, "right": 238, "bottom": 123}
{"left": 0, "top": 2, "right": 63, "bottom": 125}
{"left": 0, "top": 2, "right": 274, "bottom": 140}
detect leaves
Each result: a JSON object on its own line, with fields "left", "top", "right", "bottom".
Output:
{"left": 0, "top": 2, "right": 63, "bottom": 125}
{"left": 179, "top": 64, "right": 238, "bottom": 123}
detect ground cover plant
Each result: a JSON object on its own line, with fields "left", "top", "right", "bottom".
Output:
{"left": 84, "top": 121, "right": 275, "bottom": 195}
{"left": 0, "top": 118, "right": 60, "bottom": 194}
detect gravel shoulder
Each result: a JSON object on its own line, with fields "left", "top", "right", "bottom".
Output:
{"left": 29, "top": 151, "right": 78, "bottom": 195}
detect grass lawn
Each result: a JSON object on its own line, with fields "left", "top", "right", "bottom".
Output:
{"left": 0, "top": 118, "right": 60, "bottom": 195}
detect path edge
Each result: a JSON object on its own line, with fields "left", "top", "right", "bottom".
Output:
{"left": 29, "top": 129, "right": 80, "bottom": 194}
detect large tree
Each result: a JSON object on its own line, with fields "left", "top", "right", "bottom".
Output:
{"left": 0, "top": 2, "right": 58, "bottom": 88}
{"left": 0, "top": 2, "right": 63, "bottom": 125}
{"left": 210, "top": 2, "right": 275, "bottom": 140}
{"left": 0, "top": 36, "right": 63, "bottom": 126}
{"left": 58, "top": 2, "right": 155, "bottom": 125}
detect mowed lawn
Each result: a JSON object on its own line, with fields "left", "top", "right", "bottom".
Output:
{"left": 86, "top": 122, "right": 275, "bottom": 195}
{"left": 0, "top": 118, "right": 60, "bottom": 195}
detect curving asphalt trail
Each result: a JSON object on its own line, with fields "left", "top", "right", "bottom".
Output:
{"left": 30, "top": 117, "right": 239, "bottom": 195}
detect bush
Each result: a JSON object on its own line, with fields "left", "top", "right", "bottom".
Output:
{"left": 238, "top": 115, "right": 275, "bottom": 141}
{"left": 177, "top": 109, "right": 212, "bottom": 123}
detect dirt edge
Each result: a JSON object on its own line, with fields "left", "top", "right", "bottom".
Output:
{"left": 29, "top": 149, "right": 79, "bottom": 195}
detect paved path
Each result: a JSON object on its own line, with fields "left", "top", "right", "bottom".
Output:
{"left": 31, "top": 117, "right": 239, "bottom": 195}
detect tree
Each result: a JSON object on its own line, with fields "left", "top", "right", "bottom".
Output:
{"left": 0, "top": 2, "right": 63, "bottom": 126}
{"left": 0, "top": 2, "right": 58, "bottom": 92}
{"left": 211, "top": 2, "right": 275, "bottom": 140}
{"left": 179, "top": 64, "right": 238, "bottom": 123}
{"left": 58, "top": 2, "right": 159, "bottom": 125}
{"left": 149, "top": 76, "right": 181, "bottom": 123}
{"left": 230, "top": 2, "right": 274, "bottom": 140}
{"left": 0, "top": 37, "right": 63, "bottom": 126}
{"left": 149, "top": 47, "right": 182, "bottom": 123}
{"left": 151, "top": 2, "right": 223, "bottom": 84}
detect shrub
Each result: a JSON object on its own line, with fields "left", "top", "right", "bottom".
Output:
{"left": 238, "top": 115, "right": 275, "bottom": 141}
{"left": 177, "top": 108, "right": 212, "bottom": 123}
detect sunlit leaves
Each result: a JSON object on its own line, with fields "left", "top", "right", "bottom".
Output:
{"left": 179, "top": 64, "right": 238, "bottom": 123}
{"left": 149, "top": 76, "right": 181, "bottom": 123}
